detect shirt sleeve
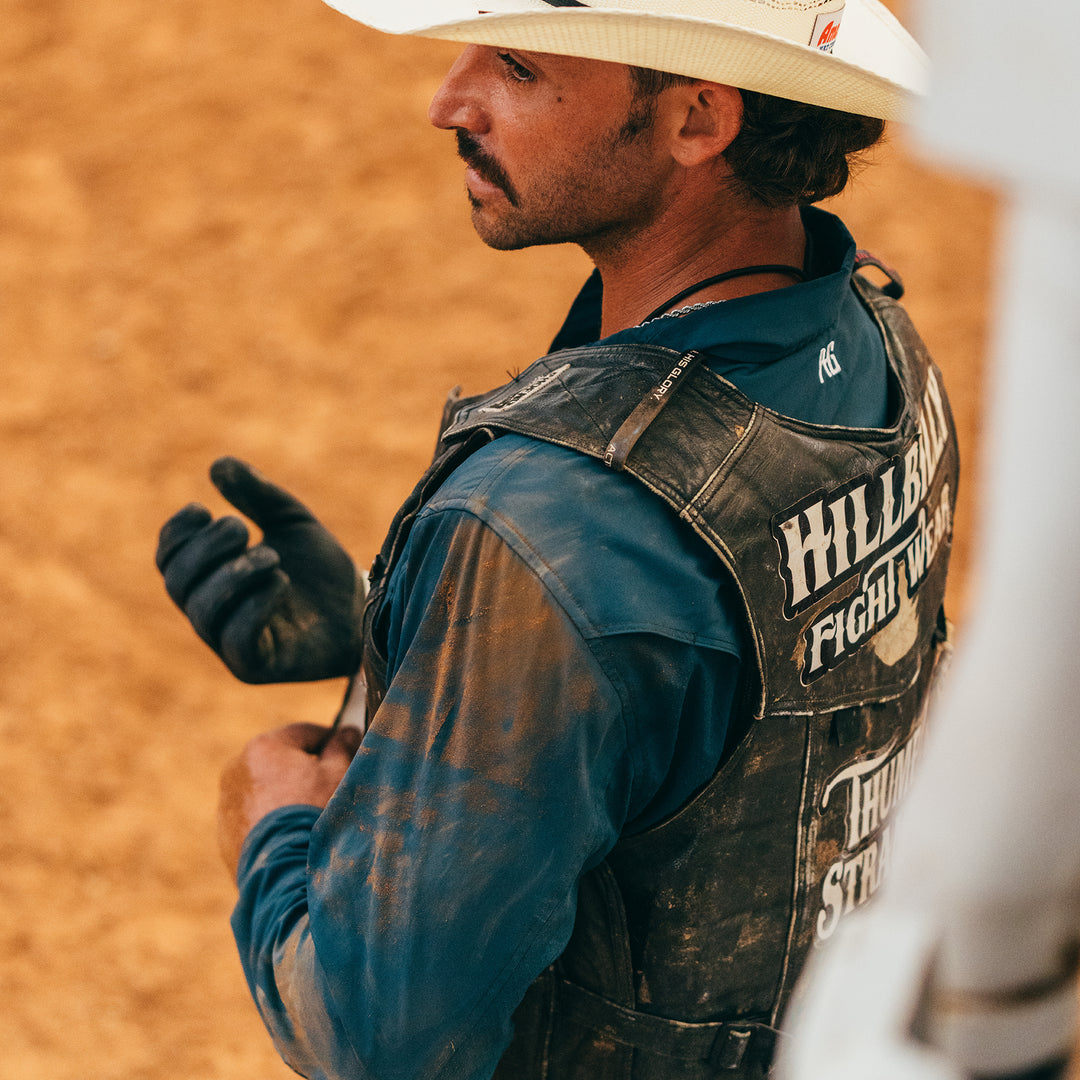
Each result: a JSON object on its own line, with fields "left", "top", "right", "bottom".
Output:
{"left": 229, "top": 505, "right": 741, "bottom": 1080}
{"left": 232, "top": 807, "right": 370, "bottom": 1080}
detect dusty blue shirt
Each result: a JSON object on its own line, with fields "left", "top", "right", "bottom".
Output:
{"left": 232, "top": 208, "right": 888, "bottom": 1080}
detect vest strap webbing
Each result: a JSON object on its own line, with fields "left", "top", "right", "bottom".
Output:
{"left": 555, "top": 978, "right": 781, "bottom": 1071}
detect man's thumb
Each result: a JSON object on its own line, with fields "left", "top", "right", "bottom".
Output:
{"left": 210, "top": 456, "right": 312, "bottom": 529}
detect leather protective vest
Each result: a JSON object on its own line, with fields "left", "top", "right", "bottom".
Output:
{"left": 360, "top": 274, "right": 959, "bottom": 1079}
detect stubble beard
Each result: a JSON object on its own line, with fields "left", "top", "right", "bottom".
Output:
{"left": 460, "top": 97, "right": 665, "bottom": 256}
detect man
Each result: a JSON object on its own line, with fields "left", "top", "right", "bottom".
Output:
{"left": 157, "top": 2, "right": 959, "bottom": 1078}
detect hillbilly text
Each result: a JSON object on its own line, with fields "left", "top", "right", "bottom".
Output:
{"left": 772, "top": 368, "right": 951, "bottom": 682}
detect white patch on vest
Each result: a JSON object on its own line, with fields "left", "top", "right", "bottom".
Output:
{"left": 477, "top": 363, "right": 571, "bottom": 413}
{"left": 815, "top": 726, "right": 924, "bottom": 941}
{"left": 772, "top": 367, "right": 953, "bottom": 682}
{"left": 872, "top": 562, "right": 920, "bottom": 666}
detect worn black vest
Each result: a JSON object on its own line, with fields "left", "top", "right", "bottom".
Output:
{"left": 360, "top": 275, "right": 958, "bottom": 1079}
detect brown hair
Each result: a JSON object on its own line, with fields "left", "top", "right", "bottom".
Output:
{"left": 627, "top": 66, "right": 886, "bottom": 207}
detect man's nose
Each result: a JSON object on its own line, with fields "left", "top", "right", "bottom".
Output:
{"left": 429, "top": 45, "right": 491, "bottom": 133}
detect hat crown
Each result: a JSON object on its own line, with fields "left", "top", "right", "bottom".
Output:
{"left": 542, "top": 0, "right": 847, "bottom": 50}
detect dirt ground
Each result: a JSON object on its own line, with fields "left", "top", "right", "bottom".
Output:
{"left": 0, "top": 1, "right": 1008, "bottom": 1078}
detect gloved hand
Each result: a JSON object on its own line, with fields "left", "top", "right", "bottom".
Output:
{"left": 156, "top": 457, "right": 363, "bottom": 683}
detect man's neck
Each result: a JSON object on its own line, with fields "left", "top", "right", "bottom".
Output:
{"left": 589, "top": 201, "right": 808, "bottom": 338}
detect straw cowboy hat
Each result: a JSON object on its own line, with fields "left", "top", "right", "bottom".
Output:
{"left": 319, "top": 0, "right": 927, "bottom": 121}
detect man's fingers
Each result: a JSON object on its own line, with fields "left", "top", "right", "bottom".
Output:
{"left": 216, "top": 576, "right": 303, "bottom": 682}
{"left": 269, "top": 722, "right": 361, "bottom": 761}
{"left": 321, "top": 723, "right": 363, "bottom": 762}
{"left": 272, "top": 722, "right": 338, "bottom": 753}
{"left": 156, "top": 504, "right": 213, "bottom": 571}
{"left": 183, "top": 546, "right": 284, "bottom": 645}
{"left": 160, "top": 516, "right": 251, "bottom": 606}
{"left": 210, "top": 456, "right": 315, "bottom": 532}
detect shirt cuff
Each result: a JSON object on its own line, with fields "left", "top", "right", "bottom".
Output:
{"left": 236, "top": 804, "right": 322, "bottom": 884}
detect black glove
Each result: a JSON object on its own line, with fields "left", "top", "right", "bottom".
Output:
{"left": 156, "top": 457, "right": 363, "bottom": 683}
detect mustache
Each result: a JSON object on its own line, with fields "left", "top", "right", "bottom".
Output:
{"left": 455, "top": 130, "right": 520, "bottom": 207}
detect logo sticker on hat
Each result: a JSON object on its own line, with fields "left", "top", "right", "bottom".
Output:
{"left": 812, "top": 10, "right": 843, "bottom": 53}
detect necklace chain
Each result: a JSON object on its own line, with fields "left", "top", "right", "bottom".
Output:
{"left": 643, "top": 299, "right": 726, "bottom": 325}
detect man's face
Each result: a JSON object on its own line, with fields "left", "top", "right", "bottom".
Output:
{"left": 429, "top": 47, "right": 673, "bottom": 253}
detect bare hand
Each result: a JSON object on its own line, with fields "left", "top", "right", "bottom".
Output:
{"left": 218, "top": 722, "right": 362, "bottom": 880}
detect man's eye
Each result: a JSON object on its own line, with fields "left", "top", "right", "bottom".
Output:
{"left": 496, "top": 52, "right": 536, "bottom": 83}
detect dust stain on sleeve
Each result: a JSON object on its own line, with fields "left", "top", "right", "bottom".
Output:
{"left": 261, "top": 921, "right": 319, "bottom": 1063}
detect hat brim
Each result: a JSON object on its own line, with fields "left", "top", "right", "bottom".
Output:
{"left": 321, "top": 0, "right": 927, "bottom": 120}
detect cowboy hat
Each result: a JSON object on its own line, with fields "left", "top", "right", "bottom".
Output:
{"left": 318, "top": 0, "right": 927, "bottom": 120}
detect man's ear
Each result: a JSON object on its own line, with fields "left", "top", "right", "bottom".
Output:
{"left": 668, "top": 82, "right": 744, "bottom": 168}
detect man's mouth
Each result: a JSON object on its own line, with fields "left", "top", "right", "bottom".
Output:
{"left": 456, "top": 131, "right": 520, "bottom": 207}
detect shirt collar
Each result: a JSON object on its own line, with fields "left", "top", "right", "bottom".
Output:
{"left": 548, "top": 207, "right": 858, "bottom": 364}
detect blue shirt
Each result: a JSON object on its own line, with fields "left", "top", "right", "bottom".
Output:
{"left": 231, "top": 207, "right": 888, "bottom": 1080}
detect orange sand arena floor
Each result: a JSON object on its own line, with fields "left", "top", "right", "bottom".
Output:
{"left": 0, "top": 0, "right": 1014, "bottom": 1077}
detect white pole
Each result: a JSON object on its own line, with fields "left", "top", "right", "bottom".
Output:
{"left": 776, "top": 1, "right": 1080, "bottom": 1076}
